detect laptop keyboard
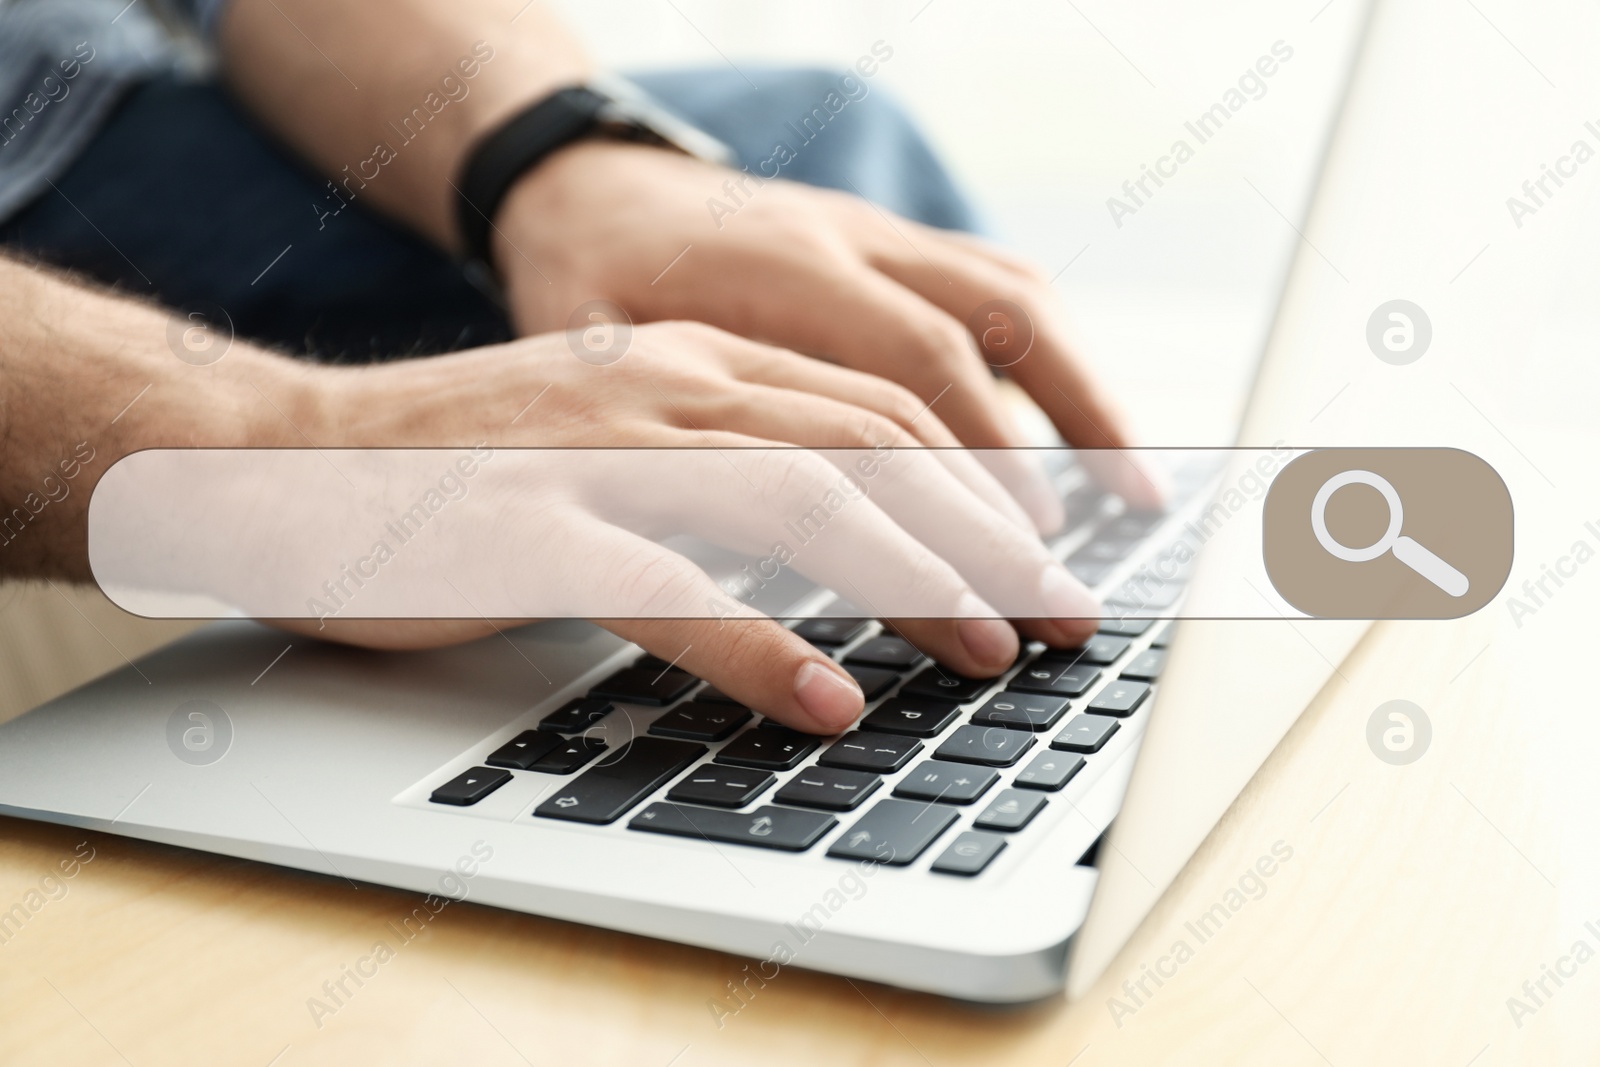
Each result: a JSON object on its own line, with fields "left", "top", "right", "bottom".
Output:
{"left": 422, "top": 454, "right": 1219, "bottom": 877}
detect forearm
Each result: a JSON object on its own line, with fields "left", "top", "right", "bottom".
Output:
{"left": 0, "top": 258, "right": 319, "bottom": 579}
{"left": 214, "top": 0, "right": 591, "bottom": 250}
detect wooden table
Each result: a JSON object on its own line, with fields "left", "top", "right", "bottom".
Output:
{"left": 0, "top": 595, "right": 1583, "bottom": 1065}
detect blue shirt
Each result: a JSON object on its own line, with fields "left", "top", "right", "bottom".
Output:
{"left": 0, "top": 0, "right": 226, "bottom": 221}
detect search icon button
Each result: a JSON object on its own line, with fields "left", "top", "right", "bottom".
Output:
{"left": 1310, "top": 469, "right": 1468, "bottom": 596}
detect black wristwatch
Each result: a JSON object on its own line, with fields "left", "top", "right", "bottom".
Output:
{"left": 453, "top": 75, "right": 733, "bottom": 287}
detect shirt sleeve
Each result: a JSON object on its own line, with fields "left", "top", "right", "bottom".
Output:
{"left": 164, "top": 0, "right": 232, "bottom": 37}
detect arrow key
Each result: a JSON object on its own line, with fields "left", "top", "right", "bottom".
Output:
{"left": 485, "top": 730, "right": 563, "bottom": 770}
{"left": 429, "top": 767, "right": 512, "bottom": 806}
{"left": 527, "top": 735, "right": 609, "bottom": 775}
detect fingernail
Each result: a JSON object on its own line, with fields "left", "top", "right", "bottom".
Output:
{"left": 1039, "top": 565, "right": 1100, "bottom": 621}
{"left": 955, "top": 593, "right": 1018, "bottom": 667}
{"left": 793, "top": 659, "right": 862, "bottom": 731}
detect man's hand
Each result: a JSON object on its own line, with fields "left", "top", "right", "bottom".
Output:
{"left": 492, "top": 140, "right": 1165, "bottom": 526}
{"left": 296, "top": 319, "right": 1101, "bottom": 732}
{"left": 214, "top": 0, "right": 1162, "bottom": 523}
{"left": 0, "top": 255, "right": 1099, "bottom": 734}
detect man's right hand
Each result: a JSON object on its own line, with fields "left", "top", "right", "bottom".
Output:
{"left": 297, "top": 320, "right": 1101, "bottom": 733}
{"left": 1, "top": 260, "right": 1097, "bottom": 735}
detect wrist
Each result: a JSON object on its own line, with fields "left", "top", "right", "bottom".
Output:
{"left": 489, "top": 140, "right": 668, "bottom": 318}
{"left": 465, "top": 78, "right": 731, "bottom": 295}
{"left": 0, "top": 259, "right": 332, "bottom": 577}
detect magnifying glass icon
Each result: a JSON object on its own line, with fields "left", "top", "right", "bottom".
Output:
{"left": 1310, "top": 470, "right": 1469, "bottom": 597}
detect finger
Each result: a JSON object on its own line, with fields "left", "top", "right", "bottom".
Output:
{"left": 611, "top": 432, "right": 1029, "bottom": 674}
{"left": 606, "top": 616, "right": 863, "bottom": 735}
{"left": 679, "top": 385, "right": 1098, "bottom": 648}
{"left": 865, "top": 229, "right": 1168, "bottom": 510}
{"left": 739, "top": 261, "right": 1068, "bottom": 533}
{"left": 689, "top": 334, "right": 1036, "bottom": 534}
{"left": 554, "top": 517, "right": 864, "bottom": 734}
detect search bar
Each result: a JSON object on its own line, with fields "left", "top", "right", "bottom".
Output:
{"left": 86, "top": 447, "right": 1511, "bottom": 623}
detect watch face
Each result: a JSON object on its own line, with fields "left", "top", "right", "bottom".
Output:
{"left": 590, "top": 77, "right": 735, "bottom": 165}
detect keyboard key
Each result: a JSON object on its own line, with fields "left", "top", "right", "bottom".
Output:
{"left": 528, "top": 735, "right": 609, "bottom": 775}
{"left": 793, "top": 618, "right": 869, "bottom": 646}
{"left": 974, "top": 789, "right": 1048, "bottom": 831}
{"left": 1068, "top": 639, "right": 1131, "bottom": 673}
{"left": 1062, "top": 635, "right": 1133, "bottom": 665}
{"left": 540, "top": 697, "right": 615, "bottom": 733}
{"left": 933, "top": 725, "right": 1035, "bottom": 767}
{"left": 486, "top": 730, "right": 563, "bottom": 770}
{"left": 1011, "top": 661, "right": 1101, "bottom": 698}
{"left": 1087, "top": 680, "right": 1151, "bottom": 717}
{"left": 631, "top": 803, "right": 837, "bottom": 851}
{"left": 696, "top": 685, "right": 744, "bottom": 706}
{"left": 633, "top": 654, "right": 673, "bottom": 670}
{"left": 429, "top": 767, "right": 512, "bottom": 806}
{"left": 774, "top": 766, "right": 881, "bottom": 811}
{"left": 666, "top": 765, "right": 774, "bottom": 808}
{"left": 1078, "top": 536, "right": 1138, "bottom": 563}
{"left": 930, "top": 832, "right": 1008, "bottom": 876}
{"left": 1098, "top": 618, "right": 1153, "bottom": 637}
{"left": 1120, "top": 649, "right": 1167, "bottom": 681}
{"left": 844, "top": 636, "right": 926, "bottom": 670}
{"left": 1011, "top": 659, "right": 1100, "bottom": 700}
{"left": 817, "top": 732, "right": 923, "bottom": 774}
{"left": 843, "top": 664, "right": 901, "bottom": 701}
{"left": 589, "top": 668, "right": 697, "bottom": 707}
{"left": 535, "top": 737, "right": 707, "bottom": 824}
{"left": 1150, "top": 624, "right": 1175, "bottom": 648}
{"left": 859, "top": 699, "right": 960, "bottom": 738}
{"left": 1062, "top": 485, "right": 1110, "bottom": 528}
{"left": 1103, "top": 511, "right": 1165, "bottom": 539}
{"left": 1106, "top": 582, "right": 1183, "bottom": 611}
{"left": 1051, "top": 715, "right": 1120, "bottom": 753}
{"left": 715, "top": 727, "right": 820, "bottom": 770}
{"left": 648, "top": 701, "right": 752, "bottom": 742}
{"left": 826, "top": 799, "right": 959, "bottom": 865}
{"left": 899, "top": 667, "right": 995, "bottom": 704}
{"left": 1014, "top": 752, "right": 1085, "bottom": 791}
{"left": 970, "top": 691, "right": 1070, "bottom": 732}
{"left": 1065, "top": 557, "right": 1115, "bottom": 587}
{"left": 891, "top": 760, "right": 998, "bottom": 804}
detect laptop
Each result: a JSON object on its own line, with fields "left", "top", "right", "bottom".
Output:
{"left": 0, "top": 4, "right": 1379, "bottom": 1003}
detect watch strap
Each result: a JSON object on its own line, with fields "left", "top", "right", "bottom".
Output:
{"left": 453, "top": 85, "right": 611, "bottom": 277}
